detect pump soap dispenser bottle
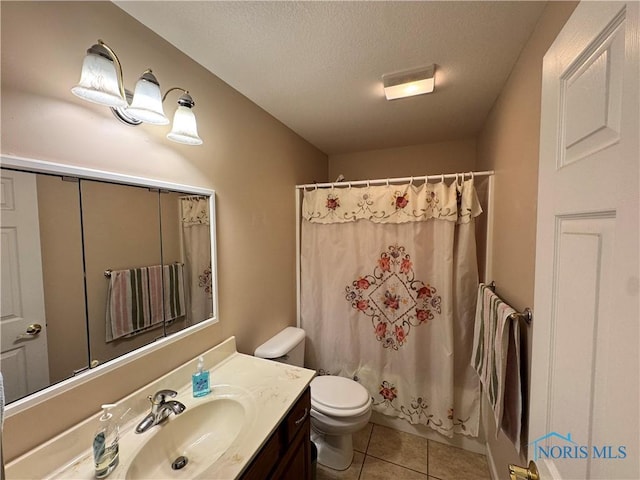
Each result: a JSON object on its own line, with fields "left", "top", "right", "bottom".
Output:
{"left": 93, "top": 404, "right": 119, "bottom": 478}
{"left": 192, "top": 356, "right": 210, "bottom": 397}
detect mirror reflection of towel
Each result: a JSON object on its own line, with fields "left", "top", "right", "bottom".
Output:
{"left": 106, "top": 264, "right": 185, "bottom": 342}
{"left": 163, "top": 264, "right": 185, "bottom": 322}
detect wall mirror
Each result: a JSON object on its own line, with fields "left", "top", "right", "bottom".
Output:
{"left": 0, "top": 156, "right": 217, "bottom": 405}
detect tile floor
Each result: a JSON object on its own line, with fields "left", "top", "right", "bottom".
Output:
{"left": 316, "top": 423, "right": 492, "bottom": 480}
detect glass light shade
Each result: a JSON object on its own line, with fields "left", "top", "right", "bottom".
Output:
{"left": 71, "top": 53, "right": 127, "bottom": 108}
{"left": 126, "top": 74, "right": 169, "bottom": 125}
{"left": 382, "top": 64, "right": 435, "bottom": 101}
{"left": 167, "top": 105, "right": 203, "bottom": 145}
{"left": 383, "top": 77, "right": 434, "bottom": 100}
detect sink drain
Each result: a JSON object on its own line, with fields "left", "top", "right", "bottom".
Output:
{"left": 171, "top": 456, "right": 189, "bottom": 470}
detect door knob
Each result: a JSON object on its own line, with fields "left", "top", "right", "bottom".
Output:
{"left": 16, "top": 323, "right": 43, "bottom": 340}
{"left": 509, "top": 460, "right": 539, "bottom": 480}
{"left": 25, "top": 323, "right": 42, "bottom": 335}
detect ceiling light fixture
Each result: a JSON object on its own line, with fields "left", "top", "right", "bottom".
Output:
{"left": 382, "top": 64, "right": 436, "bottom": 101}
{"left": 71, "top": 39, "right": 202, "bottom": 146}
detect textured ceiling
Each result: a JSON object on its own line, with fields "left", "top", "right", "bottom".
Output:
{"left": 115, "top": 1, "right": 547, "bottom": 155}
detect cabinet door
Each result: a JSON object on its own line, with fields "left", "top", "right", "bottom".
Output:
{"left": 273, "top": 418, "right": 310, "bottom": 480}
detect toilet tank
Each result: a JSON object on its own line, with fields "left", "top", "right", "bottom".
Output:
{"left": 254, "top": 327, "right": 305, "bottom": 367}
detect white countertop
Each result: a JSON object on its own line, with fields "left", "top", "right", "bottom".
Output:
{"left": 6, "top": 337, "right": 315, "bottom": 480}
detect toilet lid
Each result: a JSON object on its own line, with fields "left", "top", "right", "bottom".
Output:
{"left": 310, "top": 376, "right": 371, "bottom": 417}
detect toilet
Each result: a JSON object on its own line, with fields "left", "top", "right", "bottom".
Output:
{"left": 254, "top": 326, "right": 372, "bottom": 471}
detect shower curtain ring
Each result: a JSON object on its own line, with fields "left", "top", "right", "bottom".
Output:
{"left": 386, "top": 178, "right": 390, "bottom": 186}
{"left": 410, "top": 176, "right": 414, "bottom": 185}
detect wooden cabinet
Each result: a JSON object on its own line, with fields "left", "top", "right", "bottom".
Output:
{"left": 241, "top": 387, "right": 311, "bottom": 480}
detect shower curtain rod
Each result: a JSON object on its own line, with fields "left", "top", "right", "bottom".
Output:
{"left": 295, "top": 170, "right": 494, "bottom": 190}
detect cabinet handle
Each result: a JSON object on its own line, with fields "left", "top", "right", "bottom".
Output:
{"left": 294, "top": 408, "right": 308, "bottom": 425}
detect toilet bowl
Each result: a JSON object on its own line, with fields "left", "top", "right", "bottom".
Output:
{"left": 309, "top": 375, "right": 372, "bottom": 470}
{"left": 254, "top": 327, "right": 372, "bottom": 471}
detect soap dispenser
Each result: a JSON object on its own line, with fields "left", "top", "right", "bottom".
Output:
{"left": 192, "top": 356, "right": 210, "bottom": 397}
{"left": 93, "top": 404, "right": 119, "bottom": 478}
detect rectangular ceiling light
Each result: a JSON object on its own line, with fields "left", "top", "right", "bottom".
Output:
{"left": 382, "top": 64, "right": 435, "bottom": 101}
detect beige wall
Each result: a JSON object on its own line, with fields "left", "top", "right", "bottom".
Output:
{"left": 1, "top": 1, "right": 327, "bottom": 461}
{"left": 475, "top": 2, "right": 578, "bottom": 477}
{"left": 37, "top": 174, "right": 87, "bottom": 384}
{"left": 328, "top": 137, "right": 477, "bottom": 182}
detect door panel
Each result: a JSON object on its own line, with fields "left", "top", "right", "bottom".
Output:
{"left": 0, "top": 170, "right": 50, "bottom": 402}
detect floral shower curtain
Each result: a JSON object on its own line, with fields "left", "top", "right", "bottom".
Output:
{"left": 181, "top": 196, "right": 213, "bottom": 326}
{"left": 300, "top": 178, "right": 482, "bottom": 437}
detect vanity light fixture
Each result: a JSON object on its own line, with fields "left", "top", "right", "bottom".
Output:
{"left": 71, "top": 39, "right": 202, "bottom": 146}
{"left": 382, "top": 64, "right": 436, "bottom": 101}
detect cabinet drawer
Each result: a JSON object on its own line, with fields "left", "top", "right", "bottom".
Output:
{"left": 284, "top": 388, "right": 310, "bottom": 445}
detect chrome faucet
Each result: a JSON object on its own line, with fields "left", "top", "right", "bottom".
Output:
{"left": 135, "top": 389, "right": 186, "bottom": 434}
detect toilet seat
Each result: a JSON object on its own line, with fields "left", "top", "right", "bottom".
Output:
{"left": 311, "top": 376, "right": 371, "bottom": 417}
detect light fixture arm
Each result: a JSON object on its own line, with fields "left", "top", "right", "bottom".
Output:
{"left": 162, "top": 87, "right": 188, "bottom": 103}
{"left": 94, "top": 39, "right": 126, "bottom": 102}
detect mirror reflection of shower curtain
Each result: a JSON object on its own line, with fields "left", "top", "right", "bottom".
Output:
{"left": 300, "top": 178, "right": 482, "bottom": 438}
{"left": 181, "top": 196, "right": 212, "bottom": 326}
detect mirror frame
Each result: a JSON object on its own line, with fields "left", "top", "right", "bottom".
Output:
{"left": 1, "top": 154, "right": 218, "bottom": 415}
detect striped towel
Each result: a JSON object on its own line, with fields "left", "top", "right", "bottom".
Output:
{"left": 471, "top": 283, "right": 522, "bottom": 452}
{"left": 106, "top": 265, "right": 185, "bottom": 342}
{"left": 163, "top": 263, "right": 185, "bottom": 322}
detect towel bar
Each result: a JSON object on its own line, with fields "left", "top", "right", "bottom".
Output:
{"left": 484, "top": 282, "right": 533, "bottom": 325}
{"left": 508, "top": 307, "right": 532, "bottom": 325}
{"left": 104, "top": 262, "right": 183, "bottom": 278}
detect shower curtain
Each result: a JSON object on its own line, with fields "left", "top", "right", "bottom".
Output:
{"left": 181, "top": 196, "right": 213, "bottom": 326}
{"left": 300, "top": 178, "right": 482, "bottom": 437}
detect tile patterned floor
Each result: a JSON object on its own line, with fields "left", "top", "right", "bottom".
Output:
{"left": 316, "top": 423, "right": 492, "bottom": 480}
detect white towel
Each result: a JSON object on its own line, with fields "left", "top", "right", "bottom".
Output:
{"left": 471, "top": 283, "right": 522, "bottom": 452}
{"left": 501, "top": 312, "right": 522, "bottom": 452}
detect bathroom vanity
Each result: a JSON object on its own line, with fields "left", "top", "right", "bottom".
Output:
{"left": 241, "top": 388, "right": 311, "bottom": 479}
{"left": 5, "top": 337, "right": 315, "bottom": 479}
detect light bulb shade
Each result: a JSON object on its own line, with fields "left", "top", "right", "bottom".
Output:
{"left": 167, "top": 104, "right": 202, "bottom": 145}
{"left": 126, "top": 71, "right": 169, "bottom": 125}
{"left": 71, "top": 49, "right": 127, "bottom": 108}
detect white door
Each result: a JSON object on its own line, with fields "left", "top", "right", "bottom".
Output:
{"left": 529, "top": 1, "right": 639, "bottom": 479}
{"left": 0, "top": 169, "right": 50, "bottom": 403}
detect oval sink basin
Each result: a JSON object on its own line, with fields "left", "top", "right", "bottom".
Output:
{"left": 126, "top": 398, "right": 245, "bottom": 479}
